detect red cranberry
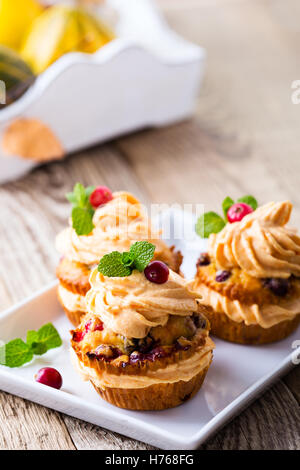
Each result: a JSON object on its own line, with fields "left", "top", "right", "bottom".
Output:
{"left": 75, "top": 321, "right": 104, "bottom": 342}
{"left": 227, "top": 203, "right": 253, "bottom": 223}
{"left": 93, "top": 322, "right": 104, "bottom": 332}
{"left": 73, "top": 330, "right": 85, "bottom": 342}
{"left": 144, "top": 261, "right": 169, "bottom": 284}
{"left": 192, "top": 313, "right": 207, "bottom": 330}
{"left": 84, "top": 320, "right": 93, "bottom": 333}
{"left": 90, "top": 186, "right": 113, "bottom": 208}
{"left": 130, "top": 352, "right": 144, "bottom": 364}
{"left": 263, "top": 278, "right": 289, "bottom": 297}
{"left": 147, "top": 346, "right": 167, "bottom": 361}
{"left": 197, "top": 253, "right": 210, "bottom": 267}
{"left": 35, "top": 368, "right": 63, "bottom": 390}
{"left": 215, "top": 270, "right": 231, "bottom": 282}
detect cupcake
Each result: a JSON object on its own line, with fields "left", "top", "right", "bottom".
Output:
{"left": 71, "top": 242, "right": 214, "bottom": 410}
{"left": 194, "top": 200, "right": 300, "bottom": 344}
{"left": 56, "top": 185, "right": 182, "bottom": 326}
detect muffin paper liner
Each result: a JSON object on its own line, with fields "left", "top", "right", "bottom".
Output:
{"left": 204, "top": 307, "right": 300, "bottom": 344}
{"left": 91, "top": 364, "right": 211, "bottom": 410}
{"left": 57, "top": 284, "right": 86, "bottom": 325}
{"left": 62, "top": 306, "right": 84, "bottom": 327}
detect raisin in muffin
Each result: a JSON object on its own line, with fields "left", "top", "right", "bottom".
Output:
{"left": 193, "top": 201, "right": 300, "bottom": 344}
{"left": 56, "top": 191, "right": 182, "bottom": 326}
{"left": 71, "top": 267, "right": 214, "bottom": 410}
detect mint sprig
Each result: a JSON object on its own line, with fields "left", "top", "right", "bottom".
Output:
{"left": 98, "top": 241, "right": 155, "bottom": 277}
{"left": 0, "top": 323, "right": 62, "bottom": 368}
{"left": 237, "top": 195, "right": 258, "bottom": 211}
{"left": 98, "top": 252, "right": 133, "bottom": 277}
{"left": 66, "top": 183, "right": 96, "bottom": 236}
{"left": 196, "top": 212, "right": 226, "bottom": 239}
{"left": 196, "top": 195, "right": 258, "bottom": 238}
{"left": 222, "top": 197, "right": 234, "bottom": 220}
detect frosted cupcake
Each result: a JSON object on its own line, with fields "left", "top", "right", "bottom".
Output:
{"left": 71, "top": 242, "right": 214, "bottom": 410}
{"left": 56, "top": 185, "right": 182, "bottom": 325}
{"left": 194, "top": 200, "right": 300, "bottom": 344}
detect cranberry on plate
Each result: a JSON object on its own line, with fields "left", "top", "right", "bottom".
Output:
{"left": 35, "top": 367, "right": 63, "bottom": 390}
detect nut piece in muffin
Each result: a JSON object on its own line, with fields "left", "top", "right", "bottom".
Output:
{"left": 71, "top": 243, "right": 214, "bottom": 411}
{"left": 193, "top": 201, "right": 300, "bottom": 344}
{"left": 56, "top": 186, "right": 183, "bottom": 326}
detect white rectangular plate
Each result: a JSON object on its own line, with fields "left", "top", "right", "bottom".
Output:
{"left": 0, "top": 209, "right": 299, "bottom": 450}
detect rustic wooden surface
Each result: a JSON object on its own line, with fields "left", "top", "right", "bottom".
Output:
{"left": 0, "top": 0, "right": 299, "bottom": 450}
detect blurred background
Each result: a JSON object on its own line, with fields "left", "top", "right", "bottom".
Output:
{"left": 0, "top": 0, "right": 299, "bottom": 450}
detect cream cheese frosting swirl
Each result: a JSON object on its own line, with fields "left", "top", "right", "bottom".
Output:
{"left": 56, "top": 191, "right": 174, "bottom": 266}
{"left": 209, "top": 201, "right": 300, "bottom": 278}
{"left": 86, "top": 268, "right": 201, "bottom": 338}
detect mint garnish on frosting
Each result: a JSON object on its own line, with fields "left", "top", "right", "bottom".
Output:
{"left": 196, "top": 195, "right": 258, "bottom": 238}
{"left": 98, "top": 241, "right": 155, "bottom": 277}
{"left": 66, "top": 183, "right": 96, "bottom": 236}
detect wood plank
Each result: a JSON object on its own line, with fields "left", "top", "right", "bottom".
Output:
{"left": 117, "top": 0, "right": 300, "bottom": 223}
{"left": 63, "top": 416, "right": 155, "bottom": 450}
{"left": 283, "top": 367, "right": 300, "bottom": 404}
{"left": 201, "top": 380, "right": 300, "bottom": 450}
{"left": 0, "top": 391, "right": 75, "bottom": 450}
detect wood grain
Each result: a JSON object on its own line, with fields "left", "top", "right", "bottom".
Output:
{"left": 0, "top": 392, "right": 75, "bottom": 450}
{"left": 63, "top": 416, "right": 155, "bottom": 450}
{"left": 0, "top": 0, "right": 299, "bottom": 450}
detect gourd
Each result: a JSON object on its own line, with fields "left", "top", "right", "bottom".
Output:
{"left": 21, "top": 5, "right": 115, "bottom": 74}
{"left": 0, "top": 45, "right": 35, "bottom": 108}
{"left": 0, "top": 0, "right": 43, "bottom": 50}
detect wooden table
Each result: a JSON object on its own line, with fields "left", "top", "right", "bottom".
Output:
{"left": 0, "top": 0, "right": 299, "bottom": 450}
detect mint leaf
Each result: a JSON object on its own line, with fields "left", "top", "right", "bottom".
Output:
{"left": 98, "top": 241, "right": 156, "bottom": 278}
{"left": 98, "top": 252, "right": 132, "bottom": 277}
{"left": 26, "top": 324, "right": 62, "bottom": 356}
{"left": 129, "top": 241, "right": 155, "bottom": 272}
{"left": 222, "top": 197, "right": 234, "bottom": 220}
{"left": 72, "top": 207, "right": 94, "bottom": 236}
{"left": 66, "top": 183, "right": 96, "bottom": 235}
{"left": 0, "top": 323, "right": 62, "bottom": 368}
{"left": 66, "top": 192, "right": 77, "bottom": 206}
{"left": 196, "top": 212, "right": 226, "bottom": 238}
{"left": 35, "top": 323, "right": 62, "bottom": 351}
{"left": 1, "top": 339, "right": 33, "bottom": 368}
{"left": 122, "top": 252, "right": 135, "bottom": 267}
{"left": 237, "top": 195, "right": 258, "bottom": 211}
{"left": 26, "top": 330, "right": 38, "bottom": 347}
{"left": 85, "top": 186, "right": 95, "bottom": 198}
{"left": 26, "top": 330, "right": 47, "bottom": 355}
{"left": 74, "top": 183, "right": 88, "bottom": 208}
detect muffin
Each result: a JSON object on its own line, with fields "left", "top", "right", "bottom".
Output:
{"left": 56, "top": 189, "right": 182, "bottom": 326}
{"left": 193, "top": 201, "right": 300, "bottom": 344}
{"left": 70, "top": 258, "right": 214, "bottom": 411}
